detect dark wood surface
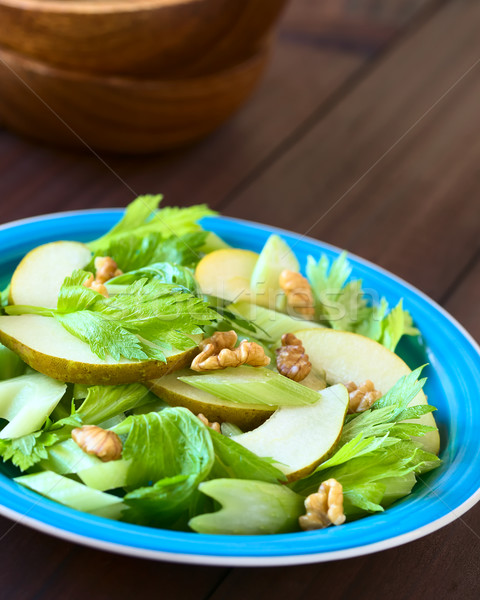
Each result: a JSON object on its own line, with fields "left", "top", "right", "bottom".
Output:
{"left": 1, "top": 0, "right": 480, "bottom": 597}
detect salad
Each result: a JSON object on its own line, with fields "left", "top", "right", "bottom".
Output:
{"left": 0, "top": 196, "right": 440, "bottom": 535}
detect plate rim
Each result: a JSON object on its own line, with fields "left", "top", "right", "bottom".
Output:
{"left": 0, "top": 207, "right": 479, "bottom": 566}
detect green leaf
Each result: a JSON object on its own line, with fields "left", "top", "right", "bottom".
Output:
{"left": 388, "top": 422, "right": 437, "bottom": 440}
{"left": 339, "top": 406, "right": 399, "bottom": 443}
{"left": 0, "top": 430, "right": 59, "bottom": 471}
{"left": 306, "top": 252, "right": 419, "bottom": 350}
{"left": 88, "top": 196, "right": 216, "bottom": 255}
{"left": 111, "top": 262, "right": 198, "bottom": 292}
{"left": 29, "top": 275, "right": 219, "bottom": 362}
{"left": 395, "top": 404, "right": 436, "bottom": 421}
{"left": 373, "top": 366, "right": 426, "bottom": 414}
{"left": 55, "top": 311, "right": 151, "bottom": 361}
{"left": 120, "top": 408, "right": 214, "bottom": 526}
{"left": 88, "top": 195, "right": 163, "bottom": 252}
{"left": 75, "top": 384, "right": 154, "bottom": 425}
{"left": 291, "top": 440, "right": 440, "bottom": 508}
{"left": 56, "top": 270, "right": 99, "bottom": 313}
{"left": 91, "top": 231, "right": 208, "bottom": 274}
{"left": 208, "top": 429, "right": 286, "bottom": 483}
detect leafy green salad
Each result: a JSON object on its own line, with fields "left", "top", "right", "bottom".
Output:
{"left": 0, "top": 196, "right": 441, "bottom": 535}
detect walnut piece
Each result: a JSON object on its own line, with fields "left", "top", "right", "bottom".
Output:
{"left": 279, "top": 270, "right": 315, "bottom": 319}
{"left": 191, "top": 330, "right": 270, "bottom": 371}
{"left": 299, "top": 478, "right": 346, "bottom": 530}
{"left": 197, "top": 413, "right": 221, "bottom": 433}
{"left": 276, "top": 333, "right": 312, "bottom": 382}
{"left": 84, "top": 276, "right": 108, "bottom": 298}
{"left": 82, "top": 256, "right": 123, "bottom": 299}
{"left": 72, "top": 425, "right": 122, "bottom": 462}
{"left": 346, "top": 380, "right": 382, "bottom": 413}
{"left": 94, "top": 256, "right": 123, "bottom": 284}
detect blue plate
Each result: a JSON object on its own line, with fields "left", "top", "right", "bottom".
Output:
{"left": 0, "top": 209, "right": 479, "bottom": 566}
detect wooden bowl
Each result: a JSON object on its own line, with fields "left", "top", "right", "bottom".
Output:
{"left": 0, "top": 42, "right": 270, "bottom": 153}
{"left": 0, "top": 0, "right": 287, "bottom": 77}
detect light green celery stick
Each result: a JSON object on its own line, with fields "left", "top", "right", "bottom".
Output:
{"left": 0, "top": 344, "right": 27, "bottom": 380}
{"left": 40, "top": 438, "right": 131, "bottom": 491}
{"left": 40, "top": 439, "right": 102, "bottom": 475}
{"left": 15, "top": 471, "right": 126, "bottom": 519}
{"left": 220, "top": 422, "right": 243, "bottom": 437}
{"left": 189, "top": 479, "right": 304, "bottom": 535}
{"left": 0, "top": 374, "right": 66, "bottom": 439}
{"left": 77, "top": 460, "right": 131, "bottom": 491}
{"left": 179, "top": 366, "right": 320, "bottom": 407}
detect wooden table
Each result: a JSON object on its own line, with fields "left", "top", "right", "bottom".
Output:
{"left": 1, "top": 0, "right": 479, "bottom": 597}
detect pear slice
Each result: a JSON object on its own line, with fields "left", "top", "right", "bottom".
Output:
{"left": 250, "top": 234, "right": 300, "bottom": 310}
{"left": 194, "top": 248, "right": 258, "bottom": 302}
{"left": 148, "top": 369, "right": 274, "bottom": 430}
{"left": 9, "top": 241, "right": 92, "bottom": 309}
{"left": 232, "top": 384, "right": 349, "bottom": 482}
{"left": 294, "top": 328, "right": 440, "bottom": 455}
{"left": 0, "top": 315, "right": 198, "bottom": 385}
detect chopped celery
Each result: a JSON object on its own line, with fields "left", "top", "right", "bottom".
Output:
{"left": 220, "top": 422, "right": 243, "bottom": 437}
{"left": 179, "top": 366, "right": 321, "bottom": 407}
{"left": 228, "top": 301, "right": 320, "bottom": 343}
{"left": 73, "top": 384, "right": 89, "bottom": 400}
{"left": 189, "top": 479, "right": 304, "bottom": 534}
{"left": 15, "top": 471, "right": 125, "bottom": 519}
{"left": 40, "top": 439, "right": 102, "bottom": 475}
{"left": 78, "top": 459, "right": 131, "bottom": 491}
{"left": 41, "top": 438, "right": 131, "bottom": 490}
{"left": 0, "top": 373, "right": 66, "bottom": 439}
{"left": 0, "top": 343, "right": 27, "bottom": 380}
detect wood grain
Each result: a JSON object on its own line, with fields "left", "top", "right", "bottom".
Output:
{"left": 0, "top": 0, "right": 286, "bottom": 77}
{"left": 1, "top": 1, "right": 478, "bottom": 599}
{"left": 223, "top": 0, "right": 480, "bottom": 301}
{"left": 0, "top": 42, "right": 271, "bottom": 153}
{"left": 0, "top": 0, "right": 436, "bottom": 217}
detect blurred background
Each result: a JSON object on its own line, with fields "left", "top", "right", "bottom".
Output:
{"left": 0, "top": 0, "right": 480, "bottom": 597}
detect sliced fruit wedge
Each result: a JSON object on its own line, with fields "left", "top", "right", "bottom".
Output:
{"left": 232, "top": 384, "right": 349, "bottom": 481}
{"left": 9, "top": 241, "right": 92, "bottom": 309}
{"left": 194, "top": 248, "right": 258, "bottom": 302}
{"left": 0, "top": 314, "right": 198, "bottom": 385}
{"left": 294, "top": 328, "right": 440, "bottom": 455}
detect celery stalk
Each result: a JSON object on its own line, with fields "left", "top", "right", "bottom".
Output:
{"left": 41, "top": 439, "right": 131, "bottom": 491}
{"left": 15, "top": 471, "right": 125, "bottom": 519}
{"left": 179, "top": 366, "right": 320, "bottom": 407}
{"left": 0, "top": 374, "right": 66, "bottom": 439}
{"left": 189, "top": 479, "right": 304, "bottom": 534}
